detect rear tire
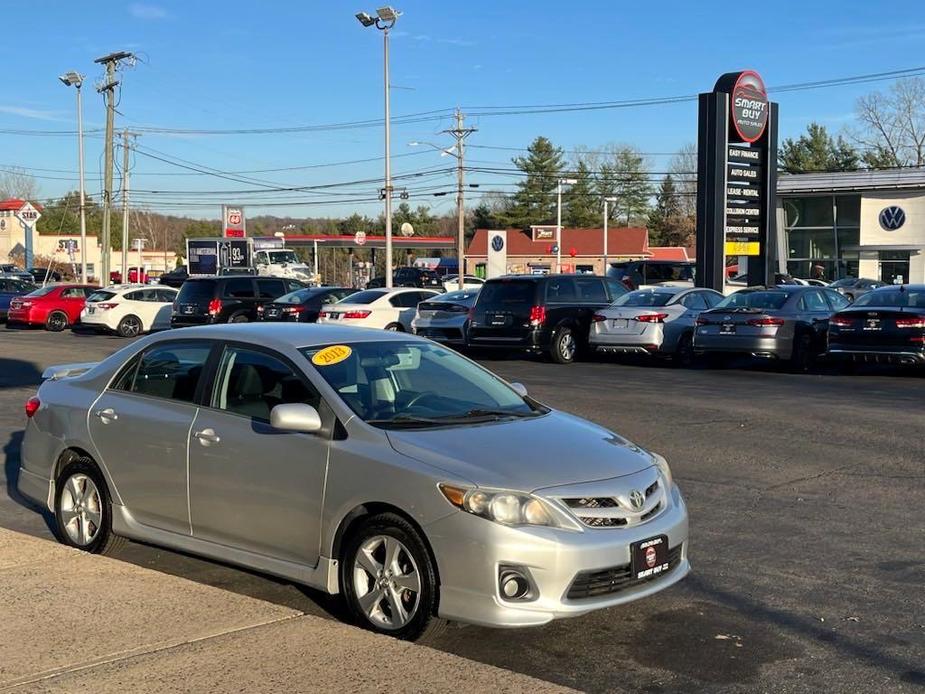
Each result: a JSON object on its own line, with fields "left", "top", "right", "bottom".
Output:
{"left": 674, "top": 332, "right": 695, "bottom": 368}
{"left": 340, "top": 512, "right": 446, "bottom": 642}
{"left": 54, "top": 459, "right": 126, "bottom": 556}
{"left": 550, "top": 326, "right": 577, "bottom": 364}
{"left": 790, "top": 332, "right": 814, "bottom": 373}
{"left": 116, "top": 314, "right": 143, "bottom": 338}
{"left": 45, "top": 311, "right": 68, "bottom": 332}
{"left": 229, "top": 313, "right": 249, "bottom": 324}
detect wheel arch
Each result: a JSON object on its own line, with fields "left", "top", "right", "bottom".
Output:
{"left": 50, "top": 446, "right": 121, "bottom": 509}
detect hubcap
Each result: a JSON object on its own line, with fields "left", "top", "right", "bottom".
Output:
{"left": 560, "top": 333, "right": 576, "bottom": 360}
{"left": 59, "top": 474, "right": 102, "bottom": 546}
{"left": 353, "top": 535, "right": 421, "bottom": 630}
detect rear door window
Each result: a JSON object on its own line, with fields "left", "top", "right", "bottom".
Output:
{"left": 117, "top": 341, "right": 212, "bottom": 403}
{"left": 680, "top": 293, "right": 708, "bottom": 310}
{"left": 257, "top": 279, "right": 287, "bottom": 299}
{"left": 823, "top": 289, "right": 850, "bottom": 310}
{"left": 61, "top": 287, "right": 87, "bottom": 299}
{"left": 545, "top": 277, "right": 578, "bottom": 303}
{"left": 799, "top": 291, "right": 829, "bottom": 312}
{"left": 223, "top": 278, "right": 255, "bottom": 299}
{"left": 575, "top": 277, "right": 607, "bottom": 303}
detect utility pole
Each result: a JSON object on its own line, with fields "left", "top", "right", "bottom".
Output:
{"left": 94, "top": 51, "right": 134, "bottom": 287}
{"left": 119, "top": 129, "right": 138, "bottom": 282}
{"left": 442, "top": 109, "right": 477, "bottom": 291}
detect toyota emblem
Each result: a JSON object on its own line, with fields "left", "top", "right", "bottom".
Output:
{"left": 629, "top": 489, "right": 645, "bottom": 510}
{"left": 879, "top": 206, "right": 906, "bottom": 231}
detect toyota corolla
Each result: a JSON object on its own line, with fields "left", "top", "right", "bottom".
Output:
{"left": 18, "top": 324, "right": 689, "bottom": 640}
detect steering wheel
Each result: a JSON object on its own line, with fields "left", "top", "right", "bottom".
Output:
{"left": 403, "top": 391, "right": 441, "bottom": 411}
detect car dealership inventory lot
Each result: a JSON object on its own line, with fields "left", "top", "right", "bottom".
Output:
{"left": 0, "top": 329, "right": 922, "bottom": 693}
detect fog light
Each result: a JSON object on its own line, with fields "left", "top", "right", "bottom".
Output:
{"left": 498, "top": 567, "right": 535, "bottom": 601}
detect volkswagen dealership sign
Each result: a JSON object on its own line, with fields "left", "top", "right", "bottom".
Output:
{"left": 879, "top": 206, "right": 906, "bottom": 231}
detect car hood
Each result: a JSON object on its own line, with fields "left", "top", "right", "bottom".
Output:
{"left": 385, "top": 410, "right": 654, "bottom": 492}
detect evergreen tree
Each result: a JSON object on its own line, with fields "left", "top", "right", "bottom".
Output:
{"left": 564, "top": 159, "right": 598, "bottom": 227}
{"left": 504, "top": 136, "right": 565, "bottom": 227}
{"left": 647, "top": 174, "right": 693, "bottom": 247}
{"left": 611, "top": 146, "right": 651, "bottom": 224}
{"left": 779, "top": 122, "right": 860, "bottom": 173}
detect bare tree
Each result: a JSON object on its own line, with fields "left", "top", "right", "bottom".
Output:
{"left": 0, "top": 167, "right": 40, "bottom": 201}
{"left": 669, "top": 143, "right": 697, "bottom": 219}
{"left": 855, "top": 77, "right": 925, "bottom": 167}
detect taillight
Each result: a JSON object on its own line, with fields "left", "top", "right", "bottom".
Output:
{"left": 592, "top": 313, "right": 607, "bottom": 322}
{"left": 257, "top": 305, "right": 265, "bottom": 314}
{"left": 284, "top": 306, "right": 305, "bottom": 314}
{"left": 746, "top": 317, "right": 785, "bottom": 327}
{"left": 343, "top": 310, "right": 371, "bottom": 319}
{"left": 19, "top": 300, "right": 32, "bottom": 308}
{"left": 621, "top": 278, "right": 634, "bottom": 291}
{"left": 529, "top": 305, "right": 546, "bottom": 325}
{"left": 634, "top": 313, "right": 669, "bottom": 323}
{"left": 95, "top": 302, "right": 119, "bottom": 310}
{"left": 695, "top": 317, "right": 711, "bottom": 326}
{"left": 830, "top": 315, "right": 854, "bottom": 328}
{"left": 319, "top": 311, "right": 329, "bottom": 318}
{"left": 466, "top": 307, "right": 475, "bottom": 320}
{"left": 207, "top": 298, "right": 222, "bottom": 315}
{"left": 895, "top": 317, "right": 925, "bottom": 329}
{"left": 25, "top": 396, "right": 40, "bottom": 418}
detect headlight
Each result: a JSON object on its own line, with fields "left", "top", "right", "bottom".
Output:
{"left": 439, "top": 484, "right": 568, "bottom": 528}
{"left": 651, "top": 452, "right": 673, "bottom": 488}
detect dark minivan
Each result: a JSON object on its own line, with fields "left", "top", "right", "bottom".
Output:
{"left": 171, "top": 276, "right": 308, "bottom": 327}
{"left": 467, "top": 274, "right": 626, "bottom": 363}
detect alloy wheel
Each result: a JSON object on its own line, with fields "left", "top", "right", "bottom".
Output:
{"left": 559, "top": 332, "right": 576, "bottom": 361}
{"left": 352, "top": 535, "right": 421, "bottom": 630}
{"left": 120, "top": 316, "right": 141, "bottom": 337}
{"left": 47, "top": 312, "right": 67, "bottom": 331}
{"left": 59, "top": 473, "right": 102, "bottom": 546}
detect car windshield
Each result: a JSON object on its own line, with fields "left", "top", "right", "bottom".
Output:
{"left": 829, "top": 277, "right": 857, "bottom": 288}
{"left": 303, "top": 341, "right": 543, "bottom": 428}
{"left": 716, "top": 291, "right": 789, "bottom": 310}
{"left": 26, "top": 286, "right": 57, "bottom": 298}
{"left": 268, "top": 251, "right": 299, "bottom": 264}
{"left": 87, "top": 290, "right": 117, "bottom": 302}
{"left": 613, "top": 290, "right": 675, "bottom": 307}
{"left": 339, "top": 290, "right": 386, "bottom": 305}
{"left": 853, "top": 288, "right": 925, "bottom": 308}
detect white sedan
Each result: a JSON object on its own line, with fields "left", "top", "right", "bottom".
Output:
{"left": 81, "top": 285, "right": 178, "bottom": 337}
{"left": 442, "top": 275, "right": 485, "bottom": 292}
{"left": 318, "top": 288, "right": 440, "bottom": 332}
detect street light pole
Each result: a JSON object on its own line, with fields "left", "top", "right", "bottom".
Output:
{"left": 557, "top": 178, "right": 576, "bottom": 273}
{"left": 357, "top": 7, "right": 400, "bottom": 288}
{"left": 59, "top": 72, "right": 87, "bottom": 284}
{"left": 603, "top": 196, "right": 617, "bottom": 275}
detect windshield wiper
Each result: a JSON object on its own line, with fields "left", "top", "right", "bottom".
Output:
{"left": 366, "top": 414, "right": 447, "bottom": 429}
{"left": 437, "top": 408, "right": 538, "bottom": 421}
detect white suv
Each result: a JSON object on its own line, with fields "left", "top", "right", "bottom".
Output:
{"left": 81, "top": 285, "right": 178, "bottom": 337}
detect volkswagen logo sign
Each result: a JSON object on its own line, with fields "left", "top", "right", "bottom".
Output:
{"left": 491, "top": 235, "right": 505, "bottom": 252}
{"left": 629, "top": 489, "right": 645, "bottom": 510}
{"left": 879, "top": 206, "right": 906, "bottom": 231}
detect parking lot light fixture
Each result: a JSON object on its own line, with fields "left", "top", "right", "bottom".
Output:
{"left": 556, "top": 178, "right": 578, "bottom": 273}
{"left": 59, "top": 71, "right": 88, "bottom": 285}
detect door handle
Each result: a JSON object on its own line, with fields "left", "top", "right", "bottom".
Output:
{"left": 93, "top": 408, "right": 118, "bottom": 423}
{"left": 193, "top": 428, "right": 221, "bottom": 445}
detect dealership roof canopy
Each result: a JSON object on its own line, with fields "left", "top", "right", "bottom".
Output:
{"left": 778, "top": 168, "right": 925, "bottom": 195}
{"left": 467, "top": 227, "right": 650, "bottom": 257}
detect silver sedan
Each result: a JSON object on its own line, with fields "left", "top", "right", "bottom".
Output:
{"left": 590, "top": 287, "right": 723, "bottom": 366}
{"left": 18, "top": 324, "right": 689, "bottom": 641}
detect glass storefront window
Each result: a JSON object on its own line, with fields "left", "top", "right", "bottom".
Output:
{"left": 784, "top": 197, "right": 833, "bottom": 228}
{"left": 787, "top": 228, "right": 836, "bottom": 259}
{"left": 836, "top": 227, "right": 859, "bottom": 251}
{"left": 835, "top": 196, "right": 860, "bottom": 226}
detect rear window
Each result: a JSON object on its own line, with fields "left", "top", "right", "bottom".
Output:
{"left": 177, "top": 280, "right": 216, "bottom": 302}
{"left": 27, "top": 286, "right": 57, "bottom": 298}
{"left": 222, "top": 278, "right": 255, "bottom": 299}
{"left": 829, "top": 277, "right": 856, "bottom": 288}
{"left": 645, "top": 263, "right": 694, "bottom": 283}
{"left": 88, "top": 290, "right": 117, "bottom": 302}
{"left": 441, "top": 289, "right": 479, "bottom": 303}
{"left": 614, "top": 290, "right": 675, "bottom": 307}
{"left": 717, "top": 291, "right": 789, "bottom": 310}
{"left": 340, "top": 290, "right": 387, "bottom": 305}
{"left": 277, "top": 289, "right": 313, "bottom": 304}
{"left": 853, "top": 288, "right": 925, "bottom": 308}
{"left": 478, "top": 280, "right": 537, "bottom": 307}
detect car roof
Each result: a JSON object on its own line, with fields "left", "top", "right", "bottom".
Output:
{"left": 488, "top": 274, "right": 601, "bottom": 282}
{"left": 869, "top": 283, "right": 925, "bottom": 291}
{"left": 149, "top": 323, "right": 419, "bottom": 350}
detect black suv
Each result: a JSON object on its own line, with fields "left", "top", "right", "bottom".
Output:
{"left": 608, "top": 260, "right": 695, "bottom": 290}
{"left": 468, "top": 274, "right": 626, "bottom": 363}
{"left": 159, "top": 265, "right": 189, "bottom": 288}
{"left": 366, "top": 267, "right": 443, "bottom": 290}
{"left": 171, "top": 276, "right": 308, "bottom": 327}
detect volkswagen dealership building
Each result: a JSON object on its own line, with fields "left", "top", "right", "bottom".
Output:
{"left": 777, "top": 168, "right": 925, "bottom": 284}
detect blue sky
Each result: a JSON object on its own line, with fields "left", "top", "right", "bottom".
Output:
{"left": 2, "top": 0, "right": 924, "bottom": 220}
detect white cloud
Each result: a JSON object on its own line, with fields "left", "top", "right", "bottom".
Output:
{"left": 0, "top": 106, "right": 63, "bottom": 122}
{"left": 129, "top": 3, "right": 168, "bottom": 20}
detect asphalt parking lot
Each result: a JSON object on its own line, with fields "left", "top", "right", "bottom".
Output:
{"left": 1, "top": 328, "right": 923, "bottom": 693}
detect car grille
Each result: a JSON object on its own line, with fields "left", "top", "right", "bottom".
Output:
{"left": 560, "top": 480, "right": 664, "bottom": 528}
{"left": 566, "top": 544, "right": 683, "bottom": 600}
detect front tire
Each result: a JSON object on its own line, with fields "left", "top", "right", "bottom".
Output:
{"left": 341, "top": 512, "right": 445, "bottom": 642}
{"left": 550, "top": 326, "right": 577, "bottom": 364}
{"left": 54, "top": 459, "right": 126, "bottom": 555}
{"left": 384, "top": 322, "right": 405, "bottom": 332}
{"left": 45, "top": 311, "right": 68, "bottom": 332}
{"left": 116, "top": 314, "right": 143, "bottom": 338}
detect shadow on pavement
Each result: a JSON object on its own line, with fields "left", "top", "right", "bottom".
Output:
{"left": 3, "top": 430, "right": 55, "bottom": 534}
{"left": 0, "top": 358, "right": 42, "bottom": 390}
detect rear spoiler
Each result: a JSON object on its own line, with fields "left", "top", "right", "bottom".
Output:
{"left": 42, "top": 362, "right": 99, "bottom": 381}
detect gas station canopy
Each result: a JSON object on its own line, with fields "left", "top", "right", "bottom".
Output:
{"left": 268, "top": 234, "right": 456, "bottom": 249}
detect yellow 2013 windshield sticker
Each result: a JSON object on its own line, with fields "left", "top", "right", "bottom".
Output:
{"left": 311, "top": 345, "right": 352, "bottom": 366}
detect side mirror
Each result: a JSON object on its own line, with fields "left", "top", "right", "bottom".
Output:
{"left": 510, "top": 382, "right": 528, "bottom": 398}
{"left": 270, "top": 403, "right": 322, "bottom": 434}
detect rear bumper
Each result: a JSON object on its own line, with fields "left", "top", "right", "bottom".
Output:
{"left": 591, "top": 327, "right": 665, "bottom": 353}
{"left": 467, "top": 327, "right": 548, "bottom": 351}
{"left": 6, "top": 308, "right": 38, "bottom": 324}
{"left": 694, "top": 331, "right": 792, "bottom": 359}
{"left": 79, "top": 312, "right": 116, "bottom": 331}
{"left": 828, "top": 347, "right": 925, "bottom": 365}
{"left": 170, "top": 314, "right": 215, "bottom": 327}
{"left": 17, "top": 466, "right": 52, "bottom": 510}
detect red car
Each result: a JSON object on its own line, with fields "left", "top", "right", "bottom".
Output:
{"left": 110, "top": 267, "right": 148, "bottom": 284}
{"left": 6, "top": 284, "right": 96, "bottom": 331}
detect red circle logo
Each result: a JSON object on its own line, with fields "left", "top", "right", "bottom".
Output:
{"left": 645, "top": 546, "right": 658, "bottom": 568}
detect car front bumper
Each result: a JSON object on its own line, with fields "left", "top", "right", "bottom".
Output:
{"left": 424, "top": 484, "right": 689, "bottom": 628}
